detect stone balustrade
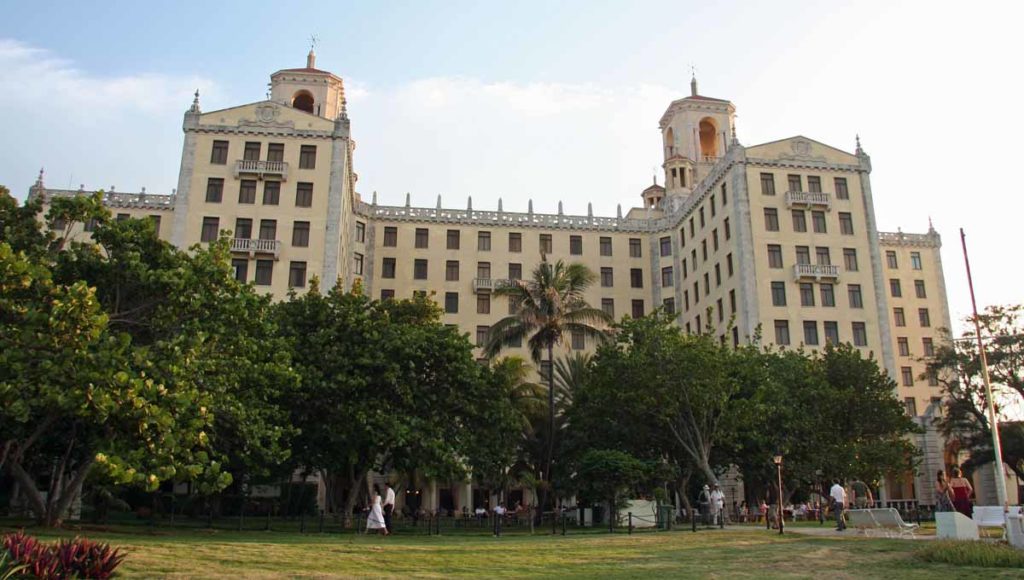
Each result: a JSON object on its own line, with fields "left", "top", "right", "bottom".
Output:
{"left": 234, "top": 159, "right": 289, "bottom": 180}
{"left": 230, "top": 237, "right": 281, "bottom": 259}
{"left": 472, "top": 278, "right": 514, "bottom": 293}
{"left": 793, "top": 263, "right": 840, "bottom": 281}
{"left": 785, "top": 191, "right": 832, "bottom": 210}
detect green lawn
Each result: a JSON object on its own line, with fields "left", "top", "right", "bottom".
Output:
{"left": 5, "top": 524, "right": 1020, "bottom": 578}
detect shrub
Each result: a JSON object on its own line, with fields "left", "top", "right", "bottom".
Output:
{"left": 0, "top": 551, "right": 28, "bottom": 580}
{"left": 2, "top": 531, "right": 125, "bottom": 579}
{"left": 917, "top": 540, "right": 1024, "bottom": 568}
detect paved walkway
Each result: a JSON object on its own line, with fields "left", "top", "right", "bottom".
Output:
{"left": 786, "top": 525, "right": 936, "bottom": 540}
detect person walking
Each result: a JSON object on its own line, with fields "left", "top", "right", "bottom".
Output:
{"left": 698, "top": 485, "right": 712, "bottom": 525}
{"left": 383, "top": 482, "right": 396, "bottom": 534}
{"left": 934, "top": 470, "right": 954, "bottom": 512}
{"left": 948, "top": 467, "right": 975, "bottom": 517}
{"left": 710, "top": 484, "right": 726, "bottom": 525}
{"left": 829, "top": 479, "right": 847, "bottom": 532}
{"left": 850, "top": 478, "right": 873, "bottom": 509}
{"left": 367, "top": 485, "right": 389, "bottom": 536}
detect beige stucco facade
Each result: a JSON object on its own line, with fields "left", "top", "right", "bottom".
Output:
{"left": 26, "top": 56, "right": 959, "bottom": 507}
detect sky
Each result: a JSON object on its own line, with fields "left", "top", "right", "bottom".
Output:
{"left": 1, "top": 0, "right": 1021, "bottom": 331}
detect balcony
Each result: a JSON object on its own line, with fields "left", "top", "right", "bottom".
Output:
{"left": 234, "top": 159, "right": 289, "bottom": 181}
{"left": 230, "top": 238, "right": 281, "bottom": 259}
{"left": 793, "top": 263, "right": 839, "bottom": 281}
{"left": 472, "top": 278, "right": 514, "bottom": 293}
{"left": 785, "top": 191, "right": 832, "bottom": 210}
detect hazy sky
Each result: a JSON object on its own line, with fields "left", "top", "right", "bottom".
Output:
{"left": 1, "top": 0, "right": 1020, "bottom": 330}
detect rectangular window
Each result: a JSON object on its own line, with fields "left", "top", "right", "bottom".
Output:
{"left": 768, "top": 245, "right": 783, "bottom": 268}
{"left": 807, "top": 176, "right": 822, "bottom": 193}
{"left": 700, "top": 207, "right": 705, "bottom": 228}
{"left": 262, "top": 181, "right": 280, "bottom": 205}
{"left": 295, "top": 182, "right": 314, "bottom": 207}
{"left": 901, "top": 367, "right": 914, "bottom": 387}
{"left": 848, "top": 284, "right": 863, "bottom": 308}
{"left": 117, "top": 213, "right": 130, "bottom": 221}
{"left": 771, "top": 281, "right": 787, "bottom": 306}
{"left": 630, "top": 268, "right": 643, "bottom": 288}
{"left": 800, "top": 283, "right": 815, "bottom": 306}
{"left": 478, "top": 231, "right": 492, "bottom": 251}
{"left": 839, "top": 212, "right": 854, "bottom": 235}
{"left": 477, "top": 293, "right": 491, "bottom": 315}
{"left": 791, "top": 209, "right": 807, "bottom": 232}
{"left": 712, "top": 229, "right": 719, "bottom": 252}
{"left": 803, "top": 321, "right": 819, "bottom": 346}
{"left": 898, "top": 337, "right": 910, "bottom": 356}
{"left": 820, "top": 283, "right": 835, "bottom": 307}
{"left": 383, "top": 227, "right": 398, "bottom": 247}
{"left": 764, "top": 208, "right": 779, "bottom": 231}
{"left": 663, "top": 298, "right": 676, "bottom": 316}
{"left": 255, "top": 259, "right": 273, "bottom": 285}
{"left": 234, "top": 218, "right": 253, "bottom": 239}
{"left": 890, "top": 279, "right": 902, "bottom": 297}
{"left": 149, "top": 215, "right": 161, "bottom": 235}
{"left": 355, "top": 221, "right": 365, "bottom": 243}
{"left": 288, "top": 261, "right": 307, "bottom": 288}
{"left": 904, "top": 397, "right": 917, "bottom": 416}
{"left": 201, "top": 216, "right": 219, "bottom": 242}
{"left": 717, "top": 298, "right": 724, "bottom": 322}
{"left": 788, "top": 174, "right": 802, "bottom": 192}
{"left": 661, "top": 267, "right": 673, "bottom": 287}
{"left": 259, "top": 219, "right": 277, "bottom": 240}
{"left": 726, "top": 253, "right": 734, "bottom": 277}
{"left": 886, "top": 250, "right": 898, "bottom": 269}
{"left": 710, "top": 194, "right": 716, "bottom": 217}
{"left": 774, "top": 320, "right": 790, "bottom": 345}
{"left": 477, "top": 262, "right": 491, "bottom": 280}
{"left": 684, "top": 290, "right": 690, "bottom": 310}
{"left": 508, "top": 295, "right": 522, "bottom": 315}
{"left": 714, "top": 264, "right": 721, "bottom": 286}
{"left": 760, "top": 173, "right": 776, "bottom": 195}
{"left": 601, "top": 267, "right": 614, "bottom": 287}
{"left": 476, "top": 326, "right": 489, "bottom": 347}
{"left": 239, "top": 179, "right": 257, "bottom": 204}
{"left": 796, "top": 246, "right": 811, "bottom": 265}
{"left": 299, "top": 145, "right": 317, "bottom": 169}
{"left": 210, "top": 140, "right": 229, "bottom": 164}
{"left": 508, "top": 263, "right": 522, "bottom": 280}
{"left": 843, "top": 248, "right": 859, "bottom": 271}
{"left": 701, "top": 240, "right": 708, "bottom": 261}
{"left": 354, "top": 252, "right": 363, "bottom": 275}
{"left": 243, "top": 142, "right": 261, "bottom": 161}
{"left": 414, "top": 259, "right": 428, "bottom": 280}
{"left": 600, "top": 236, "right": 613, "bottom": 256}
{"left": 571, "top": 329, "right": 585, "bottom": 350}
{"left": 680, "top": 228, "right": 686, "bottom": 247}
{"left": 631, "top": 299, "right": 644, "bottom": 319}
{"left": 508, "top": 232, "right": 521, "bottom": 252}
{"left": 729, "top": 289, "right": 736, "bottom": 313}
{"left": 815, "top": 246, "right": 831, "bottom": 265}
{"left": 381, "top": 289, "right": 395, "bottom": 300}
{"left": 824, "top": 321, "right": 839, "bottom": 344}
{"left": 444, "top": 229, "right": 460, "bottom": 250}
{"left": 569, "top": 235, "right": 583, "bottom": 255}
{"left": 267, "top": 143, "right": 284, "bottom": 163}
{"left": 205, "top": 177, "right": 224, "bottom": 203}
{"left": 232, "top": 258, "right": 248, "bottom": 282}
{"left": 382, "top": 258, "right": 396, "bottom": 279}
{"left": 915, "top": 280, "right": 927, "bottom": 298}
{"left": 724, "top": 218, "right": 731, "bottom": 240}
{"left": 80, "top": 218, "right": 96, "bottom": 232}
{"left": 682, "top": 258, "right": 688, "bottom": 279}
{"left": 540, "top": 234, "right": 552, "bottom": 254}
{"left": 292, "top": 221, "right": 310, "bottom": 247}
{"left": 852, "top": 322, "right": 867, "bottom": 346}
{"left": 894, "top": 307, "right": 906, "bottom": 327}
{"left": 660, "top": 236, "right": 672, "bottom": 257}
{"left": 446, "top": 260, "right": 460, "bottom": 281}
{"left": 811, "top": 211, "right": 827, "bottom": 233}
{"left": 601, "top": 298, "right": 615, "bottom": 318}
{"left": 923, "top": 337, "right": 935, "bottom": 357}
{"left": 629, "top": 238, "right": 642, "bottom": 257}
{"left": 919, "top": 308, "right": 931, "bottom": 327}
{"left": 445, "top": 292, "right": 459, "bottom": 314}
{"left": 835, "top": 177, "right": 849, "bottom": 199}
{"left": 414, "top": 228, "right": 429, "bottom": 249}
{"left": 911, "top": 252, "right": 922, "bottom": 270}
{"left": 721, "top": 183, "right": 728, "bottom": 205}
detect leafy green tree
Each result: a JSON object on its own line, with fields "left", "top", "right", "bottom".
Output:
{"left": 484, "top": 259, "right": 610, "bottom": 508}
{"left": 576, "top": 449, "right": 649, "bottom": 523}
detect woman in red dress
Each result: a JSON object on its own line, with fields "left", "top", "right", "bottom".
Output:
{"left": 948, "top": 467, "right": 974, "bottom": 517}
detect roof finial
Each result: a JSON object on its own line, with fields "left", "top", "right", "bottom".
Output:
{"left": 928, "top": 216, "right": 935, "bottom": 232}
{"left": 307, "top": 34, "right": 319, "bottom": 68}
{"left": 35, "top": 167, "right": 44, "bottom": 187}
{"left": 731, "top": 122, "right": 738, "bottom": 145}
{"left": 690, "top": 65, "right": 698, "bottom": 97}
{"left": 189, "top": 89, "right": 201, "bottom": 113}
{"left": 855, "top": 133, "right": 862, "bottom": 154}
{"left": 497, "top": 197, "right": 503, "bottom": 212}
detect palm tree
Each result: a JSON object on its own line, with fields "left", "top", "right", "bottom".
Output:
{"left": 484, "top": 259, "right": 610, "bottom": 510}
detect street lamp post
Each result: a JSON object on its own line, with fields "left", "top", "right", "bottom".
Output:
{"left": 773, "top": 453, "right": 784, "bottom": 535}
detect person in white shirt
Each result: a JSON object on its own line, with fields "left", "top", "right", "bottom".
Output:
{"left": 829, "top": 479, "right": 847, "bottom": 531}
{"left": 709, "top": 484, "right": 726, "bottom": 525}
{"left": 383, "top": 482, "right": 396, "bottom": 534}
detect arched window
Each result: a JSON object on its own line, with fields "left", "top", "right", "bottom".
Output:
{"left": 292, "top": 91, "right": 315, "bottom": 114}
{"left": 665, "top": 127, "right": 675, "bottom": 157}
{"left": 699, "top": 118, "right": 718, "bottom": 159}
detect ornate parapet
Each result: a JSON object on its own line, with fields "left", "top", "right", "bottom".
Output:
{"left": 30, "top": 187, "right": 176, "bottom": 211}
{"left": 878, "top": 230, "right": 941, "bottom": 249}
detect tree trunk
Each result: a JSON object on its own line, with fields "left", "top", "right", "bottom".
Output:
{"left": 341, "top": 469, "right": 368, "bottom": 528}
{"left": 6, "top": 456, "right": 93, "bottom": 527}
{"left": 537, "top": 341, "right": 555, "bottom": 525}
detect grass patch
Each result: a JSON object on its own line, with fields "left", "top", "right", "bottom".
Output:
{"left": 917, "top": 540, "right": 1024, "bottom": 568}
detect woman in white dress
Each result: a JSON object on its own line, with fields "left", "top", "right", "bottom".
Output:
{"left": 367, "top": 486, "right": 389, "bottom": 536}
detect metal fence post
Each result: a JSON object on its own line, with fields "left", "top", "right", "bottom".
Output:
{"left": 628, "top": 512, "right": 633, "bottom": 535}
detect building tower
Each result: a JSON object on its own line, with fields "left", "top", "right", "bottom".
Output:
{"left": 659, "top": 75, "right": 735, "bottom": 198}
{"left": 269, "top": 48, "right": 347, "bottom": 120}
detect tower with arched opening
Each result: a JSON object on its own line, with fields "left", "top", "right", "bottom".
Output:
{"left": 269, "top": 49, "right": 346, "bottom": 120}
{"left": 658, "top": 75, "right": 735, "bottom": 197}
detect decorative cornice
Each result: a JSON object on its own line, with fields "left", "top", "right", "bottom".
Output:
{"left": 745, "top": 157, "right": 863, "bottom": 173}
{"left": 878, "top": 230, "right": 942, "bottom": 249}
{"left": 31, "top": 187, "right": 176, "bottom": 211}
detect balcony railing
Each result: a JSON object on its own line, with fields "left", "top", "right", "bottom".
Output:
{"left": 793, "top": 263, "right": 839, "bottom": 281}
{"left": 234, "top": 159, "right": 289, "bottom": 181}
{"left": 785, "top": 191, "right": 832, "bottom": 210}
{"left": 230, "top": 238, "right": 281, "bottom": 259}
{"left": 472, "top": 278, "right": 514, "bottom": 293}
